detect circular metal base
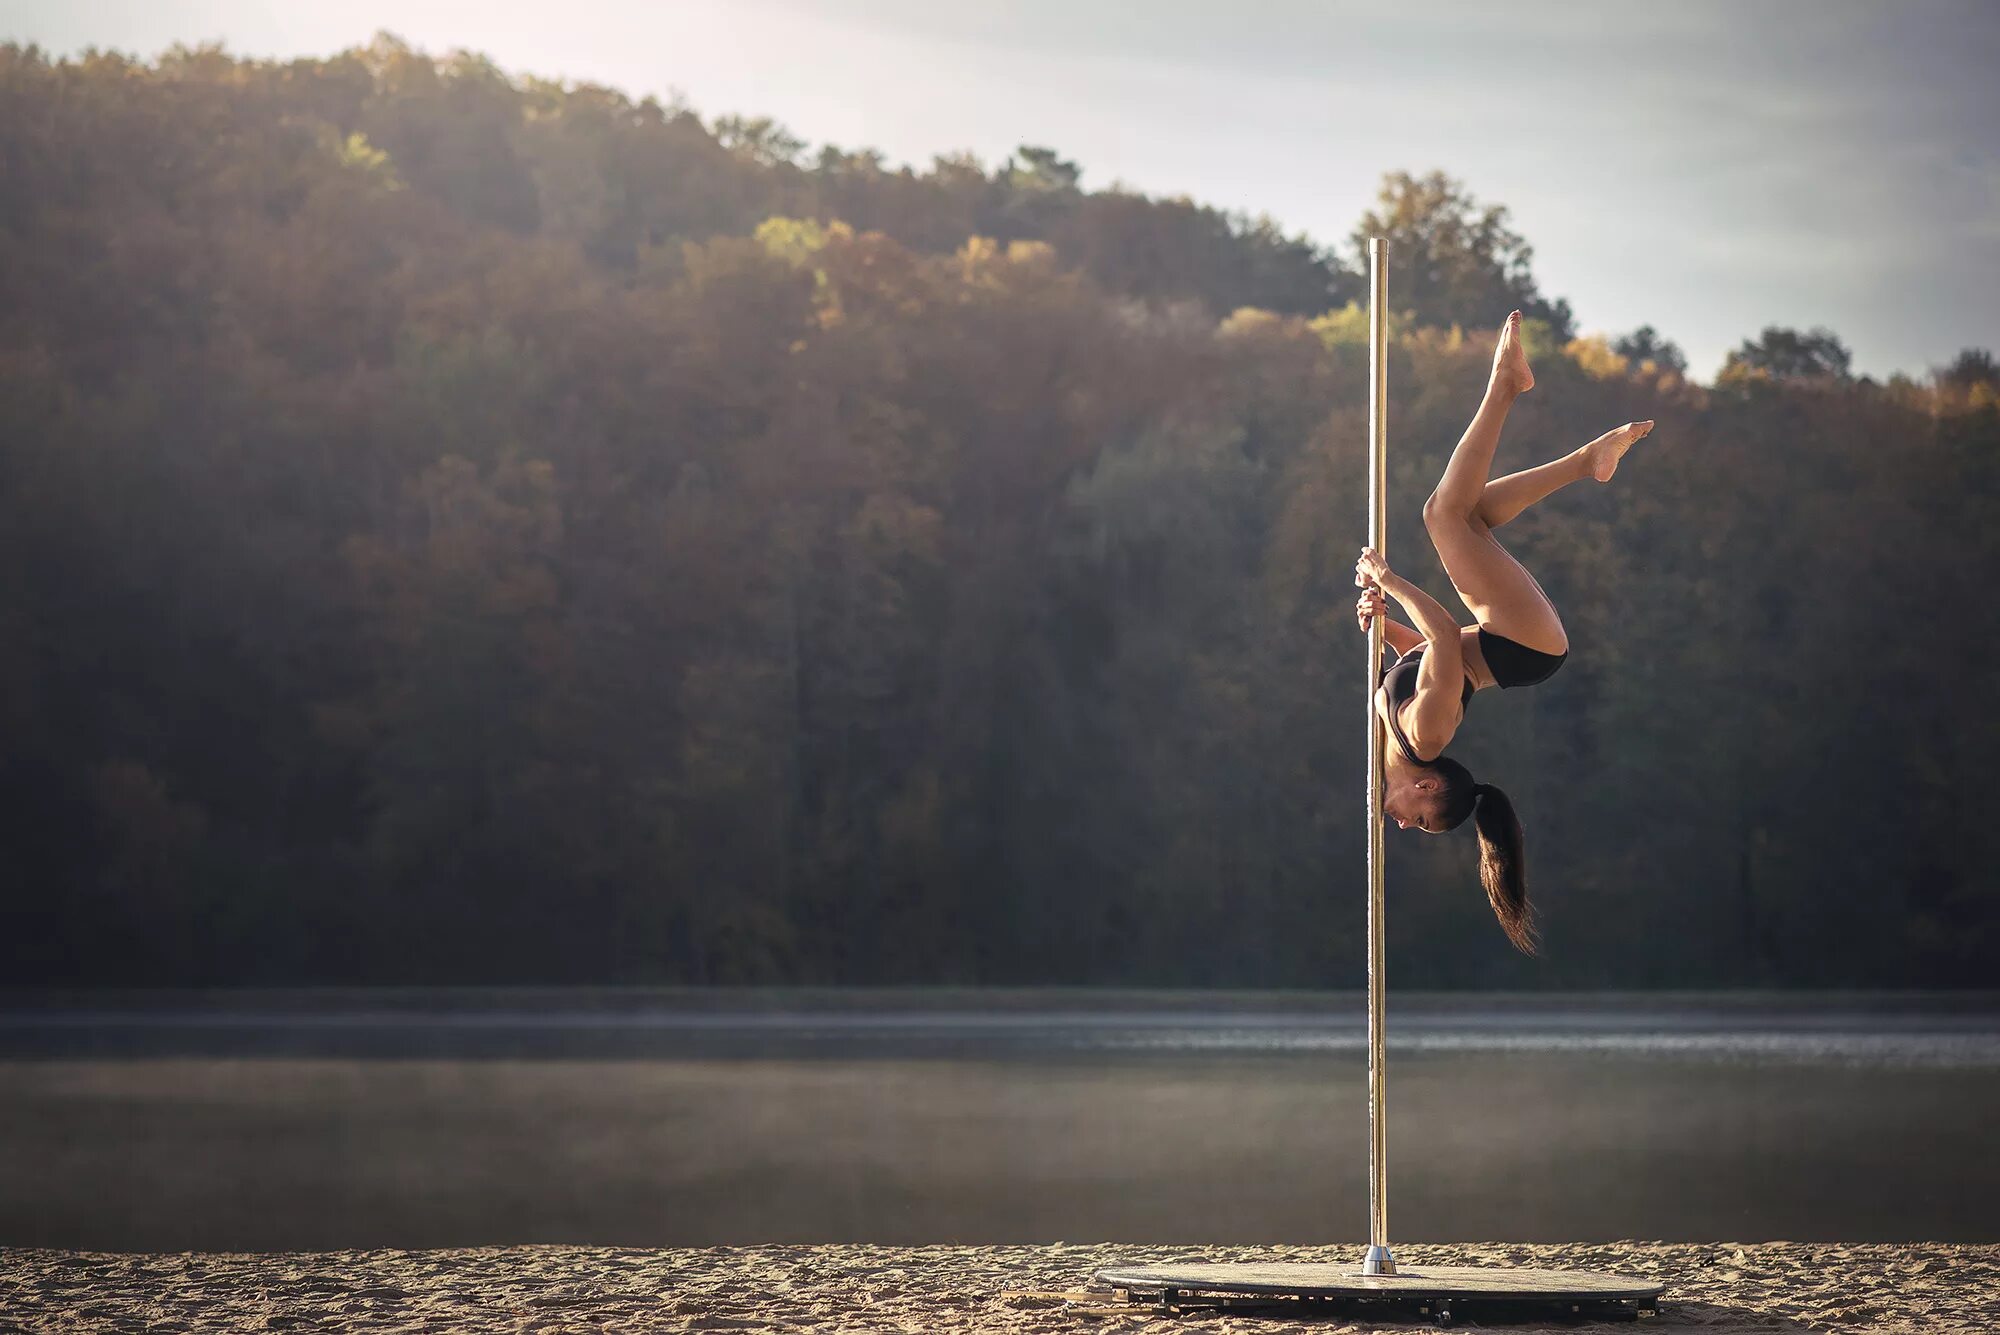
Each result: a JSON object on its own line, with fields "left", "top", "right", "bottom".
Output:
{"left": 1097, "top": 1262, "right": 1664, "bottom": 1319}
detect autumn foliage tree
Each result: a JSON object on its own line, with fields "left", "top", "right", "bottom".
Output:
{"left": 0, "top": 40, "right": 1993, "bottom": 989}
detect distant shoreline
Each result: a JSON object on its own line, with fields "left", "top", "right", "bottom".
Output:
{"left": 6, "top": 984, "right": 2000, "bottom": 1013}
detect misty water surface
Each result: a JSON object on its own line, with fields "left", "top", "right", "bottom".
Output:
{"left": 2, "top": 990, "right": 1995, "bottom": 1250}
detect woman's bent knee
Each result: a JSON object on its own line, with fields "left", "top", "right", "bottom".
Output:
{"left": 1423, "top": 490, "right": 1481, "bottom": 533}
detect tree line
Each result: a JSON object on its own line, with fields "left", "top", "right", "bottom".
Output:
{"left": 1, "top": 39, "right": 1994, "bottom": 988}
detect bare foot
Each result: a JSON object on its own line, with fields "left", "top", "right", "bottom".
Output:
{"left": 1584, "top": 420, "right": 1654, "bottom": 482}
{"left": 1492, "top": 310, "right": 1533, "bottom": 395}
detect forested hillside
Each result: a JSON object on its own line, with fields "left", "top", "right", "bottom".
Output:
{"left": 2, "top": 39, "right": 1994, "bottom": 988}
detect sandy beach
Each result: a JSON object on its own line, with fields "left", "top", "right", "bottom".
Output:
{"left": 3, "top": 1241, "right": 1993, "bottom": 1333}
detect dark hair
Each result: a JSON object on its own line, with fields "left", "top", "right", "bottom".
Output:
{"left": 1425, "top": 756, "right": 1539, "bottom": 956}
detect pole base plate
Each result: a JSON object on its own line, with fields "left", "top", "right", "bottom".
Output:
{"left": 1096, "top": 1262, "right": 1664, "bottom": 1323}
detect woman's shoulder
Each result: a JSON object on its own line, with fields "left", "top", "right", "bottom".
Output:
{"left": 1392, "top": 696, "right": 1450, "bottom": 762}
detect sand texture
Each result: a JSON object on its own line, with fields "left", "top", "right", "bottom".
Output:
{"left": 2, "top": 1241, "right": 1994, "bottom": 1333}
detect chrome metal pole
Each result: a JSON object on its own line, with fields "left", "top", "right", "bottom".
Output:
{"left": 1361, "top": 237, "right": 1395, "bottom": 1278}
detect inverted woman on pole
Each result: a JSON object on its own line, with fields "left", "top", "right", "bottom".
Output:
{"left": 1354, "top": 310, "right": 1653, "bottom": 954}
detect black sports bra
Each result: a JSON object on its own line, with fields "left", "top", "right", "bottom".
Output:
{"left": 1379, "top": 645, "right": 1474, "bottom": 763}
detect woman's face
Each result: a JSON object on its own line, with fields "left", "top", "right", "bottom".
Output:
{"left": 1383, "top": 784, "right": 1447, "bottom": 834}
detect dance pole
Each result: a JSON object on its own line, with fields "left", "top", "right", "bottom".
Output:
{"left": 1361, "top": 237, "right": 1394, "bottom": 1278}
{"left": 1096, "top": 242, "right": 1660, "bottom": 1314}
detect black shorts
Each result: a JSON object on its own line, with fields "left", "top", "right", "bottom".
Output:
{"left": 1478, "top": 627, "right": 1568, "bottom": 689}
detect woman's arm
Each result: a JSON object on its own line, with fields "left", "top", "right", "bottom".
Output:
{"left": 1355, "top": 586, "right": 1424, "bottom": 657}
{"left": 1356, "top": 549, "right": 1465, "bottom": 754}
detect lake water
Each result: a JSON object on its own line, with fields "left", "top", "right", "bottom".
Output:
{"left": 2, "top": 990, "right": 1995, "bottom": 1250}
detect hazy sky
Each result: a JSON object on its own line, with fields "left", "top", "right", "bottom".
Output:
{"left": 7, "top": 0, "right": 1997, "bottom": 378}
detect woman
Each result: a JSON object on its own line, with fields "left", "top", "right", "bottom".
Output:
{"left": 1354, "top": 310, "right": 1653, "bottom": 955}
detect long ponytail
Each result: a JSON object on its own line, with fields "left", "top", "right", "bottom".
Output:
{"left": 1470, "top": 782, "right": 1537, "bottom": 956}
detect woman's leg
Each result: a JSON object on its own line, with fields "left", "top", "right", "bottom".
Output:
{"left": 1422, "top": 313, "right": 1570, "bottom": 654}
{"left": 1477, "top": 420, "right": 1655, "bottom": 529}
{"left": 1426, "top": 314, "right": 1531, "bottom": 519}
